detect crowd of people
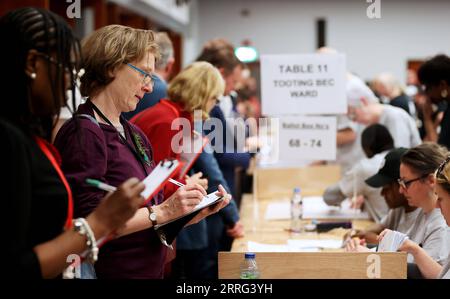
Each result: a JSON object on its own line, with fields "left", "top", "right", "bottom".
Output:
{"left": 3, "top": 5, "right": 450, "bottom": 280}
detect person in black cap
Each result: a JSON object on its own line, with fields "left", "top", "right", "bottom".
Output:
{"left": 345, "top": 147, "right": 418, "bottom": 247}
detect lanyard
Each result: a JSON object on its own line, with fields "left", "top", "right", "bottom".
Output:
{"left": 35, "top": 137, "right": 73, "bottom": 230}
{"left": 87, "top": 99, "right": 149, "bottom": 177}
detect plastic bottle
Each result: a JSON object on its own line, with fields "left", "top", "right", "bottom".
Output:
{"left": 240, "top": 252, "right": 260, "bottom": 279}
{"left": 290, "top": 187, "right": 303, "bottom": 233}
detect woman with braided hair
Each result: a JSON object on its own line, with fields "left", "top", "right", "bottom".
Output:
{"left": 0, "top": 7, "right": 146, "bottom": 279}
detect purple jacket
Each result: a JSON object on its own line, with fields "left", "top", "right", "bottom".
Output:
{"left": 54, "top": 102, "right": 166, "bottom": 279}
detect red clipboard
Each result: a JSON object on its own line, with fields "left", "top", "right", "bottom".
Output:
{"left": 92, "top": 159, "right": 182, "bottom": 250}
{"left": 177, "top": 130, "right": 209, "bottom": 180}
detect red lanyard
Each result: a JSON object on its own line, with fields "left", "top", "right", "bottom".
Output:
{"left": 35, "top": 137, "right": 73, "bottom": 230}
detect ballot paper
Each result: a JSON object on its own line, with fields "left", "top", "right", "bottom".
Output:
{"left": 302, "top": 196, "right": 370, "bottom": 220}
{"left": 265, "top": 197, "right": 370, "bottom": 220}
{"left": 247, "top": 241, "right": 291, "bottom": 252}
{"left": 287, "top": 239, "right": 343, "bottom": 250}
{"left": 377, "top": 230, "right": 409, "bottom": 252}
{"left": 264, "top": 201, "right": 291, "bottom": 220}
{"left": 247, "top": 239, "right": 343, "bottom": 252}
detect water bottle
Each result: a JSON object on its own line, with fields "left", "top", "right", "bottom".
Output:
{"left": 240, "top": 252, "right": 260, "bottom": 279}
{"left": 290, "top": 187, "right": 303, "bottom": 233}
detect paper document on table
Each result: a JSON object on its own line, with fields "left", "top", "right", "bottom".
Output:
{"left": 303, "top": 196, "right": 370, "bottom": 220}
{"left": 247, "top": 241, "right": 290, "bottom": 252}
{"left": 247, "top": 241, "right": 320, "bottom": 252}
{"left": 265, "top": 201, "right": 290, "bottom": 220}
{"left": 287, "top": 239, "right": 343, "bottom": 249}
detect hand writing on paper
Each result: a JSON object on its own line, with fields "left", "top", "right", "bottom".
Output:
{"left": 350, "top": 195, "right": 365, "bottom": 210}
{"left": 227, "top": 220, "right": 245, "bottom": 238}
{"left": 185, "top": 184, "right": 231, "bottom": 227}
{"left": 156, "top": 183, "right": 206, "bottom": 224}
{"left": 185, "top": 172, "right": 208, "bottom": 190}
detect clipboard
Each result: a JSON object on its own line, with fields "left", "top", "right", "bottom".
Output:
{"left": 154, "top": 192, "right": 225, "bottom": 248}
{"left": 177, "top": 130, "right": 209, "bottom": 180}
{"left": 91, "top": 159, "right": 182, "bottom": 250}
{"left": 141, "top": 159, "right": 182, "bottom": 206}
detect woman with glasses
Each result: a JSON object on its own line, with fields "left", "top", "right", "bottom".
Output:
{"left": 54, "top": 25, "right": 230, "bottom": 279}
{"left": 0, "top": 7, "right": 150, "bottom": 279}
{"left": 378, "top": 142, "right": 450, "bottom": 278}
{"left": 131, "top": 61, "right": 224, "bottom": 199}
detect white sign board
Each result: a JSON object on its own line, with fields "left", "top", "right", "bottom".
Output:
{"left": 261, "top": 54, "right": 346, "bottom": 115}
{"left": 278, "top": 116, "right": 336, "bottom": 161}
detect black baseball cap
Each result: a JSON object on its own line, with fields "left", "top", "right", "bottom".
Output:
{"left": 365, "top": 148, "right": 408, "bottom": 188}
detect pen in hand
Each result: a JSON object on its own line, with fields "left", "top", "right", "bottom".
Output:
{"left": 168, "top": 178, "right": 185, "bottom": 187}
{"left": 86, "top": 178, "right": 117, "bottom": 192}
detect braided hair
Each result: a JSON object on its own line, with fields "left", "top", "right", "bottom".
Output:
{"left": 0, "top": 7, "right": 82, "bottom": 140}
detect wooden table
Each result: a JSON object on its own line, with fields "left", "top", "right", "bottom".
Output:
{"left": 231, "top": 194, "right": 374, "bottom": 252}
{"left": 219, "top": 165, "right": 407, "bottom": 279}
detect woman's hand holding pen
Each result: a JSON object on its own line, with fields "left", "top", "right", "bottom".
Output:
{"left": 87, "top": 178, "right": 146, "bottom": 239}
{"left": 154, "top": 183, "right": 207, "bottom": 225}
{"left": 350, "top": 195, "right": 365, "bottom": 210}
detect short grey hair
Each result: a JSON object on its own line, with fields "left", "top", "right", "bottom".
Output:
{"left": 155, "top": 32, "right": 174, "bottom": 70}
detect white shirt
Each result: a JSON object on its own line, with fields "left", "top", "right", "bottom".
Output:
{"left": 379, "top": 105, "right": 422, "bottom": 148}
{"left": 335, "top": 115, "right": 366, "bottom": 174}
{"left": 59, "top": 87, "right": 84, "bottom": 120}
{"left": 338, "top": 151, "right": 389, "bottom": 222}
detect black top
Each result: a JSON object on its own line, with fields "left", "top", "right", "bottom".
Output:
{"left": 439, "top": 104, "right": 450, "bottom": 150}
{"left": 0, "top": 118, "right": 67, "bottom": 278}
{"left": 390, "top": 94, "right": 411, "bottom": 115}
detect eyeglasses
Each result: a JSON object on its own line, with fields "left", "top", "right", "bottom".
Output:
{"left": 36, "top": 52, "right": 83, "bottom": 84}
{"left": 36, "top": 52, "right": 72, "bottom": 74}
{"left": 126, "top": 63, "right": 155, "bottom": 88}
{"left": 397, "top": 173, "right": 429, "bottom": 190}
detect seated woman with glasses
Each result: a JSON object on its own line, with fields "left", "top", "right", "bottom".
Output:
{"left": 376, "top": 143, "right": 449, "bottom": 278}
{"left": 347, "top": 143, "right": 449, "bottom": 274}
{"left": 344, "top": 148, "right": 419, "bottom": 245}
{"left": 54, "top": 25, "right": 231, "bottom": 279}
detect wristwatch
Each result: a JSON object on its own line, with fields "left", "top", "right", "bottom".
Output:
{"left": 147, "top": 205, "right": 157, "bottom": 227}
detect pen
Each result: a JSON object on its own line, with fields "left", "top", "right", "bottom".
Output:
{"left": 86, "top": 178, "right": 117, "bottom": 192}
{"left": 168, "top": 178, "right": 185, "bottom": 188}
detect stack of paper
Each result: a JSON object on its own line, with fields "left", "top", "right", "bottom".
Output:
{"left": 377, "top": 230, "right": 409, "bottom": 252}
